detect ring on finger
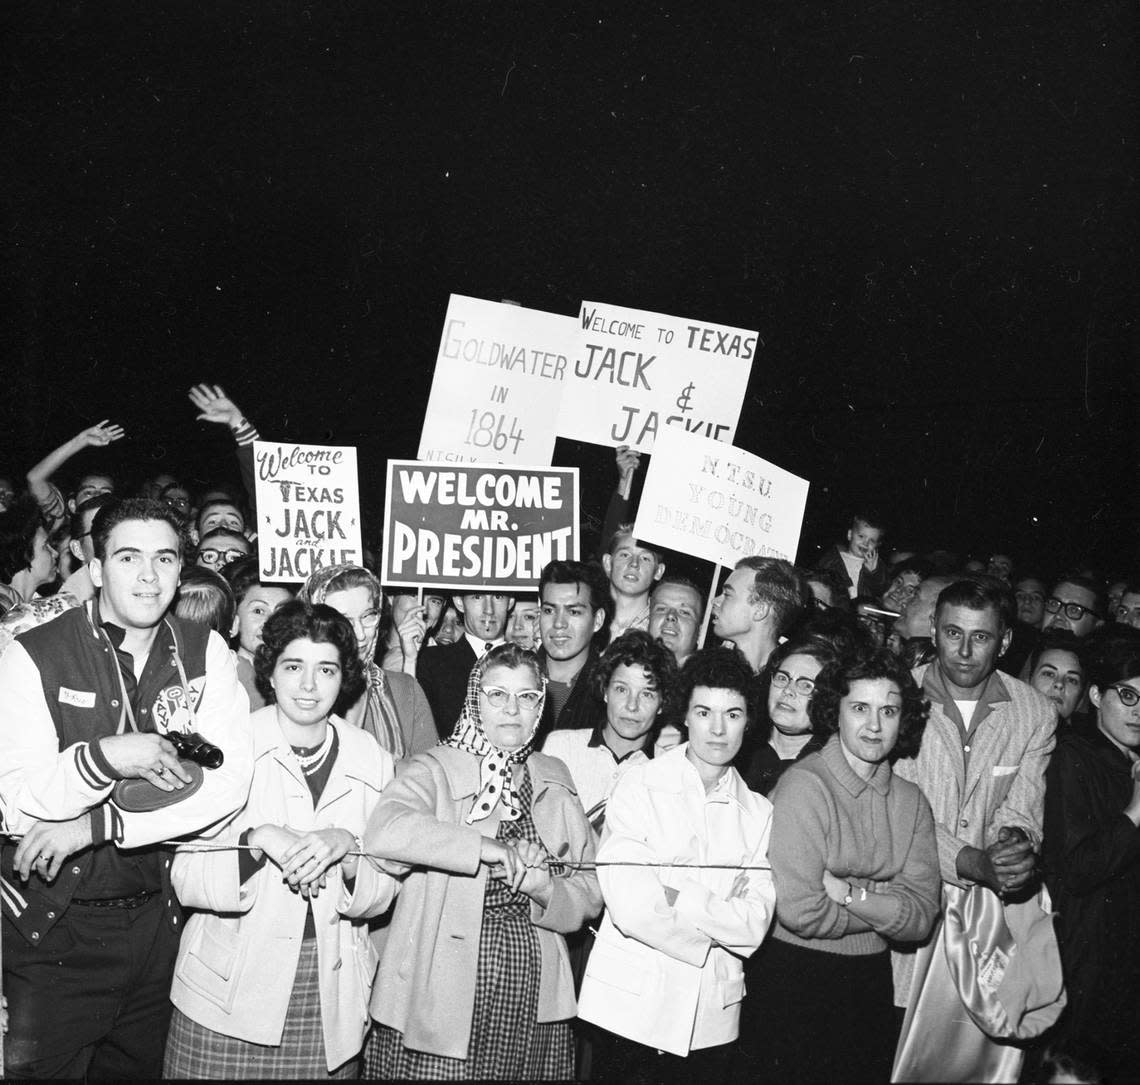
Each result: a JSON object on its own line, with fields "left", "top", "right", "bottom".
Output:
{"left": 156, "top": 765, "right": 167, "bottom": 776}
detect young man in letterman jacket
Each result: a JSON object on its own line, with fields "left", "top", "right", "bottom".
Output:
{"left": 0, "top": 498, "right": 254, "bottom": 1079}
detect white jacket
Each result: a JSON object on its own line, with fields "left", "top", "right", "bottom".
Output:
{"left": 577, "top": 745, "right": 775, "bottom": 1056}
{"left": 169, "top": 709, "right": 397, "bottom": 1071}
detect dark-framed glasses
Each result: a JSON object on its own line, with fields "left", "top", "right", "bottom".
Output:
{"left": 771, "top": 670, "right": 816, "bottom": 696}
{"left": 1045, "top": 597, "right": 1099, "bottom": 621}
{"left": 1109, "top": 684, "right": 1140, "bottom": 708}
{"left": 480, "top": 686, "right": 544, "bottom": 710}
{"left": 198, "top": 547, "right": 249, "bottom": 567}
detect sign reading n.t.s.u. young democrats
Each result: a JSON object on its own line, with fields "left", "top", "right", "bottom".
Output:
{"left": 633, "top": 428, "right": 809, "bottom": 566}
{"left": 555, "top": 301, "right": 759, "bottom": 453}
{"left": 253, "top": 441, "right": 363, "bottom": 582}
{"left": 417, "top": 294, "right": 575, "bottom": 467}
{"left": 382, "top": 461, "right": 579, "bottom": 591}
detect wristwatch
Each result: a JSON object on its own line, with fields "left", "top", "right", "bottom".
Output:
{"left": 841, "top": 884, "right": 868, "bottom": 907}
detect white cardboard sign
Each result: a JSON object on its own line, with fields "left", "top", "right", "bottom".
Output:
{"left": 418, "top": 294, "right": 574, "bottom": 466}
{"left": 556, "top": 300, "right": 758, "bottom": 452}
{"left": 252, "top": 441, "right": 363, "bottom": 582}
{"left": 633, "top": 428, "right": 809, "bottom": 565}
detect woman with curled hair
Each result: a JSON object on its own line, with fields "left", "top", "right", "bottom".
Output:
{"left": 740, "top": 649, "right": 940, "bottom": 1083}
{"left": 0, "top": 498, "right": 59, "bottom": 617}
{"left": 543, "top": 629, "right": 679, "bottom": 833}
{"left": 164, "top": 601, "right": 398, "bottom": 1079}
{"left": 742, "top": 634, "right": 842, "bottom": 798}
{"left": 579, "top": 648, "right": 777, "bottom": 1080}
{"left": 300, "top": 564, "right": 436, "bottom": 759}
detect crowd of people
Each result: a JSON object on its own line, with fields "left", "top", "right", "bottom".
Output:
{"left": 0, "top": 387, "right": 1138, "bottom": 1083}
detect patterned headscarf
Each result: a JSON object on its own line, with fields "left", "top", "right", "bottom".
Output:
{"left": 444, "top": 645, "right": 547, "bottom": 825}
{"left": 300, "top": 563, "right": 404, "bottom": 758}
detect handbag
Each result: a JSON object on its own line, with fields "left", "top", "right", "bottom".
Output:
{"left": 943, "top": 882, "right": 1066, "bottom": 1040}
{"left": 892, "top": 883, "right": 1066, "bottom": 1083}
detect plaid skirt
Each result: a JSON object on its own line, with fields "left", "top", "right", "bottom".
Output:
{"left": 163, "top": 938, "right": 360, "bottom": 1080}
{"left": 363, "top": 907, "right": 572, "bottom": 1081}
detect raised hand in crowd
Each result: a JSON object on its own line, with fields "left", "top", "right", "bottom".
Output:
{"left": 25, "top": 419, "right": 124, "bottom": 524}
{"left": 614, "top": 444, "right": 641, "bottom": 498}
{"left": 188, "top": 383, "right": 246, "bottom": 428}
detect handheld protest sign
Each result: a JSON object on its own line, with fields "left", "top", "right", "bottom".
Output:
{"left": 633, "top": 428, "right": 809, "bottom": 567}
{"left": 382, "top": 461, "right": 579, "bottom": 592}
{"left": 417, "top": 294, "right": 575, "bottom": 467}
{"left": 252, "top": 441, "right": 363, "bottom": 582}
{"left": 557, "top": 300, "right": 758, "bottom": 453}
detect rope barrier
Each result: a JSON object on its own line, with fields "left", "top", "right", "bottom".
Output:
{"left": 3, "top": 832, "right": 770, "bottom": 872}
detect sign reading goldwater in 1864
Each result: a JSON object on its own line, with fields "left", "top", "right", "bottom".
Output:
{"left": 417, "top": 294, "right": 574, "bottom": 466}
{"left": 382, "top": 461, "right": 579, "bottom": 591}
{"left": 556, "top": 301, "right": 759, "bottom": 453}
{"left": 253, "top": 441, "right": 363, "bottom": 582}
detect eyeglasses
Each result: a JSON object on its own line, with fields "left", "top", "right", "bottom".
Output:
{"left": 347, "top": 610, "right": 381, "bottom": 630}
{"left": 1045, "top": 597, "right": 1100, "bottom": 621}
{"left": 1109, "top": 685, "right": 1140, "bottom": 708}
{"left": 480, "top": 686, "right": 544, "bottom": 710}
{"left": 771, "top": 670, "right": 816, "bottom": 696}
{"left": 198, "top": 548, "right": 249, "bottom": 567}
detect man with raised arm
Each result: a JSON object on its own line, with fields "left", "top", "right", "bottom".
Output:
{"left": 0, "top": 498, "right": 254, "bottom": 1079}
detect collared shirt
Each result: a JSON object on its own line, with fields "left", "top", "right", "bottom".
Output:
{"left": 922, "top": 663, "right": 1012, "bottom": 776}
{"left": 543, "top": 725, "right": 651, "bottom": 831}
{"left": 463, "top": 632, "right": 503, "bottom": 660}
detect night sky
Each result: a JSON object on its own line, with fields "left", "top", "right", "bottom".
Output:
{"left": 3, "top": 2, "right": 1136, "bottom": 579}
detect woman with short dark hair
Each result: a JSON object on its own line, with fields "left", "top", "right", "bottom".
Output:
{"left": 164, "top": 601, "right": 396, "bottom": 1079}
{"left": 1043, "top": 625, "right": 1140, "bottom": 1081}
{"left": 742, "top": 649, "right": 940, "bottom": 1083}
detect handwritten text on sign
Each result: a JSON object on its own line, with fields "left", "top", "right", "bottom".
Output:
{"left": 556, "top": 301, "right": 759, "bottom": 453}
{"left": 417, "top": 294, "right": 575, "bottom": 466}
{"left": 633, "top": 429, "right": 809, "bottom": 566}
{"left": 253, "top": 442, "right": 363, "bottom": 582}
{"left": 382, "top": 462, "right": 579, "bottom": 590}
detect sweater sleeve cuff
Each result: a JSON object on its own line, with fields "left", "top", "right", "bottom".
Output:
{"left": 230, "top": 420, "right": 260, "bottom": 445}
{"left": 89, "top": 805, "right": 114, "bottom": 845}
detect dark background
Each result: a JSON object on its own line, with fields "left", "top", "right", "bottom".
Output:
{"left": 3, "top": 2, "right": 1136, "bottom": 578}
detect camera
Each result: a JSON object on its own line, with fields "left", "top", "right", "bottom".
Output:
{"left": 165, "top": 730, "right": 224, "bottom": 769}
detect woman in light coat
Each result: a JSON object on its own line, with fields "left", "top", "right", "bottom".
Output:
{"left": 361, "top": 643, "right": 602, "bottom": 1079}
{"left": 164, "top": 601, "right": 398, "bottom": 1079}
{"left": 577, "top": 649, "right": 777, "bottom": 1082}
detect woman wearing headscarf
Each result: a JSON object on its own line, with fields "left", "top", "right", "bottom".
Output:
{"left": 360, "top": 643, "right": 602, "bottom": 1079}
{"left": 300, "top": 564, "right": 436, "bottom": 759}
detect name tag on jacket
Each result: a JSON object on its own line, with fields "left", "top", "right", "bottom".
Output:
{"left": 58, "top": 687, "right": 96, "bottom": 708}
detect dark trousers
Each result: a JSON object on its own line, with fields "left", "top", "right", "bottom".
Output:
{"left": 3, "top": 893, "right": 180, "bottom": 1079}
{"left": 590, "top": 1027, "right": 735, "bottom": 1085}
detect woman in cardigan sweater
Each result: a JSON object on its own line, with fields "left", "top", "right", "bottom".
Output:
{"left": 740, "top": 650, "right": 940, "bottom": 1083}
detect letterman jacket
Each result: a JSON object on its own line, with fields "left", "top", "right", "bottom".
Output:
{"left": 0, "top": 600, "right": 254, "bottom": 944}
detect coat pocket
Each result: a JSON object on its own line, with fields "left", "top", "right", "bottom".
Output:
{"left": 584, "top": 939, "right": 648, "bottom": 997}
{"left": 179, "top": 919, "right": 243, "bottom": 1013}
